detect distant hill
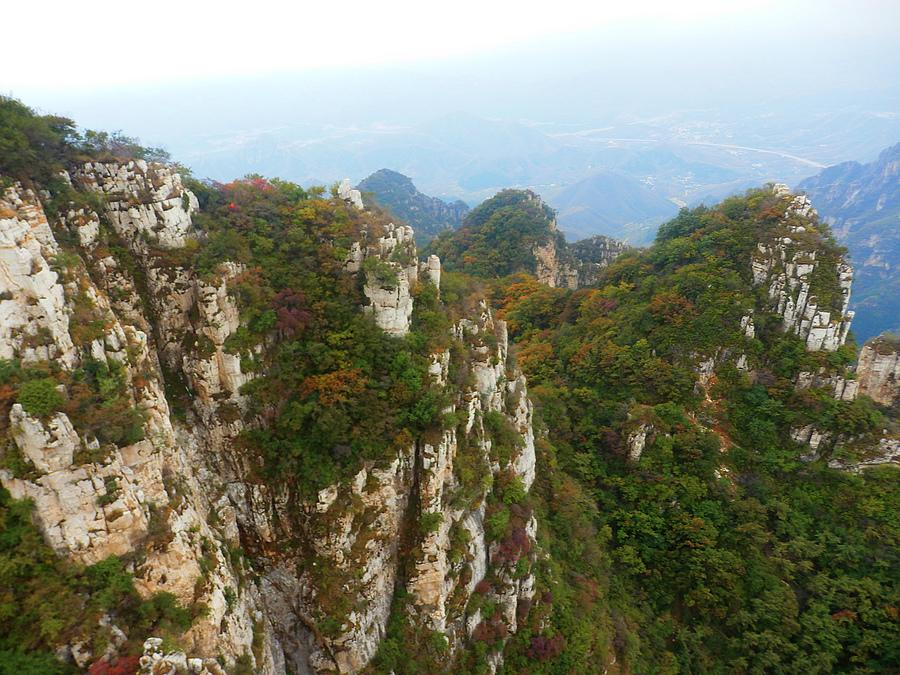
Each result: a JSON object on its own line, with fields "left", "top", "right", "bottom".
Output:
{"left": 798, "top": 142, "right": 900, "bottom": 342}
{"left": 549, "top": 170, "right": 680, "bottom": 244}
{"left": 428, "top": 188, "right": 627, "bottom": 286}
{"left": 357, "top": 168, "right": 469, "bottom": 245}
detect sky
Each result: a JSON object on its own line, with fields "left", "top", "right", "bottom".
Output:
{"left": 6, "top": 0, "right": 897, "bottom": 92}
{"left": 4, "top": 0, "right": 767, "bottom": 88}
{"left": 3, "top": 0, "right": 898, "bottom": 195}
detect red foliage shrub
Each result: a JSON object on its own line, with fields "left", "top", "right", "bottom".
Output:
{"left": 494, "top": 525, "right": 532, "bottom": 564}
{"left": 516, "top": 597, "right": 532, "bottom": 622}
{"left": 527, "top": 633, "right": 565, "bottom": 661}
{"left": 473, "top": 616, "right": 509, "bottom": 644}
{"left": 88, "top": 655, "right": 141, "bottom": 675}
{"left": 474, "top": 579, "right": 492, "bottom": 595}
{"left": 273, "top": 288, "right": 312, "bottom": 338}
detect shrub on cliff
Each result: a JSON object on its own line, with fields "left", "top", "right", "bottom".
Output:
{"left": 16, "top": 378, "right": 64, "bottom": 418}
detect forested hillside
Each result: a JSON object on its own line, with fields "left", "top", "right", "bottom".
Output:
{"left": 429, "top": 189, "right": 627, "bottom": 289}
{"left": 486, "top": 188, "right": 899, "bottom": 672}
{"left": 1, "top": 96, "right": 898, "bottom": 675}
{"left": 357, "top": 169, "right": 469, "bottom": 246}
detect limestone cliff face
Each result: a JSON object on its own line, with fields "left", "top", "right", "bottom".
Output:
{"left": 1, "top": 172, "right": 269, "bottom": 672}
{"left": 0, "top": 164, "right": 540, "bottom": 673}
{"left": 532, "top": 219, "right": 626, "bottom": 289}
{"left": 752, "top": 184, "right": 854, "bottom": 353}
{"left": 856, "top": 334, "right": 899, "bottom": 407}
{"left": 746, "top": 186, "right": 900, "bottom": 469}
{"left": 408, "top": 304, "right": 537, "bottom": 656}
{"left": 0, "top": 184, "right": 78, "bottom": 368}
{"left": 361, "top": 222, "right": 419, "bottom": 336}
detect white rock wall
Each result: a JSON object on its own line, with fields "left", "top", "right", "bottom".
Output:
{"left": 856, "top": 336, "right": 899, "bottom": 406}
{"left": 751, "top": 185, "right": 854, "bottom": 353}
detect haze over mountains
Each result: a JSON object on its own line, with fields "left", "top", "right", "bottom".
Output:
{"left": 14, "top": 6, "right": 899, "bottom": 245}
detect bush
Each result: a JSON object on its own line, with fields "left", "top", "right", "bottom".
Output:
{"left": 16, "top": 378, "right": 63, "bottom": 417}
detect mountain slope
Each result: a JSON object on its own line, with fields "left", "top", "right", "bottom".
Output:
{"left": 428, "top": 188, "right": 628, "bottom": 287}
{"left": 798, "top": 142, "right": 900, "bottom": 341}
{"left": 357, "top": 168, "right": 469, "bottom": 245}
{"left": 491, "top": 184, "right": 899, "bottom": 672}
{"left": 549, "top": 169, "right": 680, "bottom": 243}
{"left": 0, "top": 98, "right": 543, "bottom": 674}
{"left": 2, "top": 96, "right": 899, "bottom": 675}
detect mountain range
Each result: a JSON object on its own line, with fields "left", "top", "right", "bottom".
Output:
{"left": 548, "top": 169, "right": 680, "bottom": 243}
{"left": 1, "top": 96, "right": 899, "bottom": 675}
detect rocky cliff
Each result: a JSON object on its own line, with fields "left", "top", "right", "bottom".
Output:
{"left": 0, "top": 161, "right": 542, "bottom": 674}
{"left": 856, "top": 333, "right": 900, "bottom": 407}
{"left": 741, "top": 186, "right": 898, "bottom": 468}
{"left": 751, "top": 184, "right": 855, "bottom": 353}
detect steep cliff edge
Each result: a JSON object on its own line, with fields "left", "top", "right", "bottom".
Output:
{"left": 856, "top": 333, "right": 900, "bottom": 407}
{"left": 0, "top": 157, "right": 543, "bottom": 674}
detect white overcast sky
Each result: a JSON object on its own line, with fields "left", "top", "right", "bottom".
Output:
{"left": 5, "top": 0, "right": 894, "bottom": 91}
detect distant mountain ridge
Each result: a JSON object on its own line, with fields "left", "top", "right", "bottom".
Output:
{"left": 358, "top": 168, "right": 469, "bottom": 245}
{"left": 798, "top": 142, "right": 900, "bottom": 342}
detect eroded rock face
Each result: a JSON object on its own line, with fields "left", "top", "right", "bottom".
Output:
{"left": 0, "top": 183, "right": 77, "bottom": 367}
{"left": 534, "top": 233, "right": 579, "bottom": 289}
{"left": 532, "top": 220, "right": 626, "bottom": 289}
{"left": 856, "top": 335, "right": 899, "bottom": 406}
{"left": 752, "top": 185, "right": 854, "bottom": 353}
{"left": 0, "top": 175, "right": 271, "bottom": 673}
{"left": 828, "top": 438, "right": 900, "bottom": 472}
{"left": 406, "top": 303, "right": 537, "bottom": 665}
{"left": 355, "top": 221, "right": 419, "bottom": 336}
{"left": 0, "top": 166, "right": 542, "bottom": 673}
{"left": 75, "top": 161, "right": 197, "bottom": 251}
{"left": 338, "top": 178, "right": 364, "bottom": 210}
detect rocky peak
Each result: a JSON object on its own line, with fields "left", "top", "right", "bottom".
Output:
{"left": 432, "top": 187, "right": 627, "bottom": 286}
{"left": 856, "top": 333, "right": 900, "bottom": 406}
{"left": 751, "top": 184, "right": 854, "bottom": 352}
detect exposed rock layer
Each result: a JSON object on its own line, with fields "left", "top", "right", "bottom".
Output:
{"left": 0, "top": 165, "right": 538, "bottom": 673}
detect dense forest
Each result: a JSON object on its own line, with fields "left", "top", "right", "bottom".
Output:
{"left": 1, "top": 97, "right": 897, "bottom": 674}
{"left": 483, "top": 193, "right": 898, "bottom": 673}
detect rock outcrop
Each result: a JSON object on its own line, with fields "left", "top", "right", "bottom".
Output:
{"left": 533, "top": 217, "right": 627, "bottom": 289}
{"left": 338, "top": 178, "right": 364, "bottom": 210}
{"left": 360, "top": 222, "right": 419, "bottom": 336}
{"left": 0, "top": 183, "right": 78, "bottom": 368}
{"left": 856, "top": 334, "right": 900, "bottom": 406}
{"left": 0, "top": 164, "right": 538, "bottom": 674}
{"left": 752, "top": 184, "right": 854, "bottom": 353}
{"left": 75, "top": 160, "right": 197, "bottom": 251}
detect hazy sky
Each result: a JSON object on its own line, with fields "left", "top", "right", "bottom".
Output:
{"left": 5, "top": 0, "right": 898, "bottom": 91}
{"left": 4, "top": 0, "right": 898, "bottom": 187}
